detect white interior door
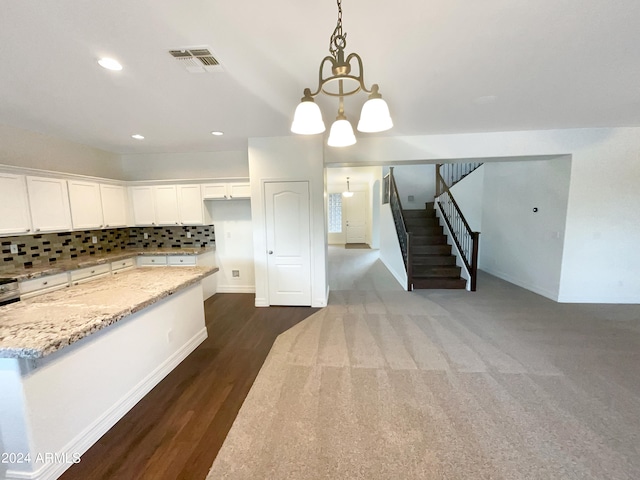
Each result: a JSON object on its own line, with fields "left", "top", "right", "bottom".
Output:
{"left": 345, "top": 190, "right": 367, "bottom": 243}
{"left": 265, "top": 181, "right": 311, "bottom": 306}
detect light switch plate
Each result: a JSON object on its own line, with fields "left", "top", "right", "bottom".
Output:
{"left": 144, "top": 233, "right": 149, "bottom": 240}
{"left": 187, "top": 232, "right": 192, "bottom": 238}
{"left": 232, "top": 270, "right": 240, "bottom": 277}
{"left": 92, "top": 236, "right": 98, "bottom": 244}
{"left": 10, "top": 244, "right": 18, "bottom": 254}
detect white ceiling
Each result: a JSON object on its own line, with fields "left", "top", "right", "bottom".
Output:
{"left": 2, "top": 0, "right": 640, "bottom": 155}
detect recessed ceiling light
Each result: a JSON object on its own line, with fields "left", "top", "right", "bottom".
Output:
{"left": 98, "top": 58, "right": 123, "bottom": 71}
{"left": 131, "top": 134, "right": 144, "bottom": 140}
{"left": 210, "top": 131, "right": 224, "bottom": 136}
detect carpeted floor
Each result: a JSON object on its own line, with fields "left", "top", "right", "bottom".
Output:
{"left": 207, "top": 247, "right": 640, "bottom": 480}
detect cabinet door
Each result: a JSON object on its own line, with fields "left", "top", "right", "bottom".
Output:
{"left": 130, "top": 186, "right": 156, "bottom": 225}
{"left": 202, "top": 183, "right": 228, "bottom": 199}
{"left": 0, "top": 173, "right": 32, "bottom": 235}
{"left": 100, "top": 184, "right": 128, "bottom": 228}
{"left": 68, "top": 180, "right": 104, "bottom": 229}
{"left": 177, "top": 184, "right": 203, "bottom": 225}
{"left": 154, "top": 185, "right": 179, "bottom": 225}
{"left": 26, "top": 176, "right": 72, "bottom": 232}
{"left": 228, "top": 183, "right": 251, "bottom": 199}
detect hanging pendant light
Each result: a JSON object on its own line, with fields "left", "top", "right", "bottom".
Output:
{"left": 342, "top": 177, "right": 354, "bottom": 197}
{"left": 290, "top": 0, "right": 392, "bottom": 146}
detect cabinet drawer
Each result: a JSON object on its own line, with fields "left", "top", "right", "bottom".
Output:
{"left": 111, "top": 258, "right": 136, "bottom": 272}
{"left": 20, "top": 272, "right": 69, "bottom": 296}
{"left": 167, "top": 256, "right": 196, "bottom": 266}
{"left": 70, "top": 264, "right": 111, "bottom": 284}
{"left": 137, "top": 256, "right": 167, "bottom": 266}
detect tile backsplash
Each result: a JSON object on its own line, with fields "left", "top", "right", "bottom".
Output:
{"left": 0, "top": 225, "right": 215, "bottom": 269}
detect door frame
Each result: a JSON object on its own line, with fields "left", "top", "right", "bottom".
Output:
{"left": 261, "top": 179, "right": 314, "bottom": 306}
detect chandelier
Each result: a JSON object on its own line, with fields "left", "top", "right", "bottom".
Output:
{"left": 290, "top": 0, "right": 393, "bottom": 147}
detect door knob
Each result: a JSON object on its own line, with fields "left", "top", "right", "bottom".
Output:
{"left": 268, "top": 250, "right": 273, "bottom": 255}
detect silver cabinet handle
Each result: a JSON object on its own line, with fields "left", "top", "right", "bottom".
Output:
{"left": 91, "top": 270, "right": 95, "bottom": 274}
{"left": 25, "top": 228, "right": 30, "bottom": 232}
{"left": 35, "top": 228, "right": 41, "bottom": 232}
{"left": 268, "top": 250, "right": 273, "bottom": 255}
{"left": 43, "top": 281, "right": 48, "bottom": 286}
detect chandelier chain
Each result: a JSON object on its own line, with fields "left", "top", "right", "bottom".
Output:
{"left": 329, "top": 0, "right": 347, "bottom": 58}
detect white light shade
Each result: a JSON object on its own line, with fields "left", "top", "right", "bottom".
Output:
{"left": 357, "top": 97, "right": 393, "bottom": 133}
{"left": 291, "top": 101, "right": 325, "bottom": 134}
{"left": 342, "top": 190, "right": 354, "bottom": 197}
{"left": 327, "top": 119, "right": 356, "bottom": 147}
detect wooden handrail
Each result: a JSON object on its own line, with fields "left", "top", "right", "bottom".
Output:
{"left": 435, "top": 164, "right": 481, "bottom": 291}
{"left": 387, "top": 168, "right": 413, "bottom": 290}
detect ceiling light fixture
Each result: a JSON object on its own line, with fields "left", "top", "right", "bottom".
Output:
{"left": 98, "top": 58, "right": 123, "bottom": 71}
{"left": 131, "top": 134, "right": 144, "bottom": 140}
{"left": 291, "top": 0, "right": 393, "bottom": 147}
{"left": 210, "top": 131, "right": 224, "bottom": 136}
{"left": 342, "top": 177, "right": 354, "bottom": 197}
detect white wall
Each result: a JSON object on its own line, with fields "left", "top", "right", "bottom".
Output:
{"left": 248, "top": 136, "right": 327, "bottom": 308}
{"left": 449, "top": 165, "right": 484, "bottom": 233}
{"left": 120, "top": 150, "right": 248, "bottom": 181}
{"left": 480, "top": 159, "right": 571, "bottom": 300}
{"left": 390, "top": 164, "right": 436, "bottom": 209}
{"left": 326, "top": 128, "right": 640, "bottom": 303}
{"left": 204, "top": 200, "right": 255, "bottom": 293}
{"left": 0, "top": 124, "right": 123, "bottom": 180}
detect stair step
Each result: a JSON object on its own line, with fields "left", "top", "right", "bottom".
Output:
{"left": 412, "top": 277, "right": 467, "bottom": 290}
{"left": 409, "top": 226, "right": 443, "bottom": 235}
{"left": 405, "top": 217, "right": 440, "bottom": 228}
{"left": 413, "top": 244, "right": 452, "bottom": 255}
{"left": 412, "top": 235, "right": 447, "bottom": 245}
{"left": 403, "top": 209, "right": 436, "bottom": 218}
{"left": 413, "top": 265, "right": 461, "bottom": 277}
{"left": 412, "top": 255, "right": 456, "bottom": 266}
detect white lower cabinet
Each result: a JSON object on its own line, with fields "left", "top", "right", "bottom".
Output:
{"left": 111, "top": 258, "right": 135, "bottom": 274}
{"left": 20, "top": 272, "right": 70, "bottom": 300}
{"left": 167, "top": 256, "right": 196, "bottom": 266}
{"left": 70, "top": 264, "right": 111, "bottom": 285}
{"left": 137, "top": 256, "right": 168, "bottom": 266}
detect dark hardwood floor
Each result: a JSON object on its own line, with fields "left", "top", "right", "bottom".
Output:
{"left": 60, "top": 293, "right": 319, "bottom": 480}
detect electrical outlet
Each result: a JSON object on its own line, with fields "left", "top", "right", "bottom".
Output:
{"left": 144, "top": 233, "right": 149, "bottom": 240}
{"left": 187, "top": 231, "right": 192, "bottom": 238}
{"left": 10, "top": 244, "right": 18, "bottom": 254}
{"left": 232, "top": 270, "right": 240, "bottom": 277}
{"left": 92, "top": 236, "right": 98, "bottom": 244}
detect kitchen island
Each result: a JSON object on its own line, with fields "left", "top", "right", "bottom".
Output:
{"left": 0, "top": 266, "right": 217, "bottom": 480}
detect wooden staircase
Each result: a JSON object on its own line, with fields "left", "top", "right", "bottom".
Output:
{"left": 404, "top": 202, "right": 466, "bottom": 289}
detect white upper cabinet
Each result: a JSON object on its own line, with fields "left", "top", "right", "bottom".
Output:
{"left": 68, "top": 180, "right": 104, "bottom": 229}
{"left": 130, "top": 186, "right": 156, "bottom": 226}
{"left": 100, "top": 184, "right": 128, "bottom": 228}
{"left": 26, "top": 176, "right": 72, "bottom": 233}
{"left": 177, "top": 184, "right": 204, "bottom": 225}
{"left": 0, "top": 173, "right": 32, "bottom": 235}
{"left": 154, "top": 185, "right": 179, "bottom": 225}
{"left": 202, "top": 182, "right": 250, "bottom": 200}
{"left": 228, "top": 183, "right": 251, "bottom": 199}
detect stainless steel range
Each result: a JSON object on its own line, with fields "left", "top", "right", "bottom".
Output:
{"left": 0, "top": 278, "right": 20, "bottom": 306}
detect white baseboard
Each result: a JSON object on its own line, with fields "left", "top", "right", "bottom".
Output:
{"left": 216, "top": 284, "right": 256, "bottom": 293}
{"left": 254, "top": 297, "right": 269, "bottom": 307}
{"left": 5, "top": 328, "right": 208, "bottom": 480}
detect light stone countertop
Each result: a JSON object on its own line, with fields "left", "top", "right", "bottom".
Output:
{"left": 0, "top": 247, "right": 214, "bottom": 281}
{"left": 0, "top": 266, "right": 218, "bottom": 359}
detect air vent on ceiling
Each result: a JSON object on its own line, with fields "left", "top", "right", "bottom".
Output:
{"left": 169, "top": 47, "right": 222, "bottom": 73}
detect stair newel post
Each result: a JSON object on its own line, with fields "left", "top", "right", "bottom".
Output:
{"left": 470, "top": 231, "right": 480, "bottom": 291}
{"left": 435, "top": 164, "right": 442, "bottom": 197}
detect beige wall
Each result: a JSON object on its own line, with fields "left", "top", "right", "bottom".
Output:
{"left": 0, "top": 124, "right": 123, "bottom": 179}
